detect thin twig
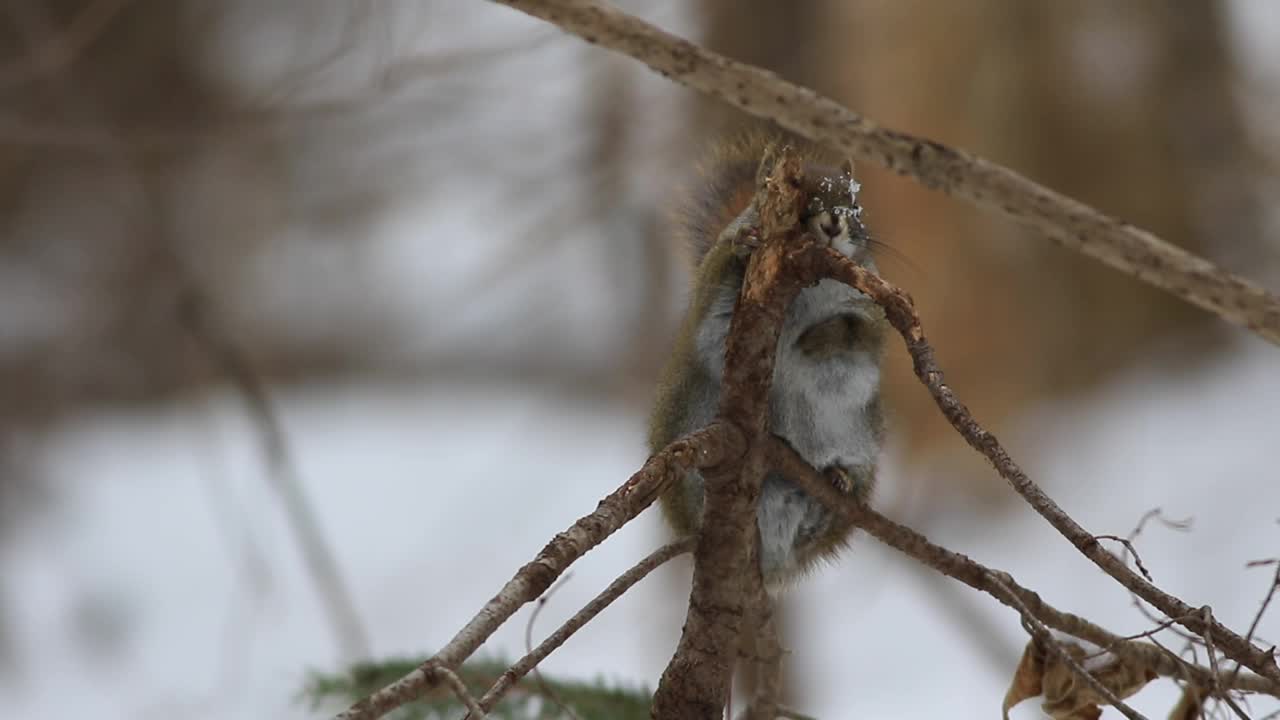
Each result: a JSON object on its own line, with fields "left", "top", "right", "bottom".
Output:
{"left": 333, "top": 425, "right": 740, "bottom": 720}
{"left": 1242, "top": 562, "right": 1280, "bottom": 656}
{"left": 1114, "top": 510, "right": 1202, "bottom": 647}
{"left": 1200, "top": 606, "right": 1252, "bottom": 720}
{"left": 487, "top": 0, "right": 1280, "bottom": 345}
{"left": 1079, "top": 614, "right": 1199, "bottom": 663}
{"left": 1132, "top": 509, "right": 1195, "bottom": 537}
{"left": 469, "top": 538, "right": 695, "bottom": 716}
{"left": 1095, "top": 535, "right": 1155, "bottom": 582}
{"left": 437, "top": 666, "right": 487, "bottom": 719}
{"left": 523, "top": 574, "right": 580, "bottom": 720}
{"left": 1116, "top": 504, "right": 1203, "bottom": 645}
{"left": 1230, "top": 560, "right": 1280, "bottom": 700}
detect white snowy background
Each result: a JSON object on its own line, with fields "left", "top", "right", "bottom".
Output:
{"left": 5, "top": 331, "right": 1279, "bottom": 720}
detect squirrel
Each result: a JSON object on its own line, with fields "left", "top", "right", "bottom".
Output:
{"left": 647, "top": 132, "right": 888, "bottom": 588}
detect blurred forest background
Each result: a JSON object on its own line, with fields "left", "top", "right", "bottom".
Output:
{"left": 1, "top": 1, "right": 1279, "bottom": 718}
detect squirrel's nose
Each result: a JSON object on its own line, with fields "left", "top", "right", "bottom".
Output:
{"left": 820, "top": 215, "right": 842, "bottom": 238}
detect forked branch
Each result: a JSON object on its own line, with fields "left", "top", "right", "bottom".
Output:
{"left": 812, "top": 245, "right": 1280, "bottom": 685}
{"left": 332, "top": 423, "right": 741, "bottom": 720}
{"left": 467, "top": 537, "right": 696, "bottom": 716}
{"left": 764, "top": 435, "right": 1279, "bottom": 701}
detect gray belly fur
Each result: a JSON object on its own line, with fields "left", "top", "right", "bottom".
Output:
{"left": 678, "top": 276, "right": 884, "bottom": 583}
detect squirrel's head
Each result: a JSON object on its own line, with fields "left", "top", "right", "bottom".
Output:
{"left": 799, "top": 161, "right": 870, "bottom": 262}
{"left": 681, "top": 133, "right": 876, "bottom": 266}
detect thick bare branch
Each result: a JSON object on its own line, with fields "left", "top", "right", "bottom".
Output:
{"left": 652, "top": 147, "right": 808, "bottom": 718}
{"left": 332, "top": 423, "right": 741, "bottom": 720}
{"left": 740, "top": 578, "right": 784, "bottom": 720}
{"left": 489, "top": 0, "right": 1280, "bottom": 345}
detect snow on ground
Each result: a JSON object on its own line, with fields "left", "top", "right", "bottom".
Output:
{"left": 1, "top": 331, "right": 1278, "bottom": 719}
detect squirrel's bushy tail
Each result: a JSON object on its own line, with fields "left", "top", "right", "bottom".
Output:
{"left": 673, "top": 130, "right": 845, "bottom": 264}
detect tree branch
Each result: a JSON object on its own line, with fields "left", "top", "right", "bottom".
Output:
{"left": 651, "top": 145, "right": 809, "bottom": 718}
{"left": 436, "top": 665, "right": 488, "bottom": 718}
{"left": 740, "top": 577, "right": 784, "bottom": 720}
{"left": 468, "top": 537, "right": 695, "bottom": 717}
{"left": 488, "top": 0, "right": 1280, "bottom": 346}
{"left": 332, "top": 423, "right": 742, "bottom": 720}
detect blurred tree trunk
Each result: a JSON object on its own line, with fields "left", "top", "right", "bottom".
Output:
{"left": 810, "top": 0, "right": 1265, "bottom": 501}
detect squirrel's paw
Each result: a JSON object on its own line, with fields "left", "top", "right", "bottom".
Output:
{"left": 824, "top": 464, "right": 856, "bottom": 494}
{"left": 730, "top": 223, "right": 762, "bottom": 258}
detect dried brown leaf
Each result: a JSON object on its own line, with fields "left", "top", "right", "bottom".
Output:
{"left": 1005, "top": 641, "right": 1047, "bottom": 719}
{"left": 1004, "top": 639, "right": 1158, "bottom": 720}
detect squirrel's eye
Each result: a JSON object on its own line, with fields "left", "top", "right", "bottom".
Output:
{"left": 830, "top": 201, "right": 865, "bottom": 222}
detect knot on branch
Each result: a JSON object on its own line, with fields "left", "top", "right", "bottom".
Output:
{"left": 665, "top": 420, "right": 748, "bottom": 473}
{"left": 754, "top": 142, "right": 805, "bottom": 239}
